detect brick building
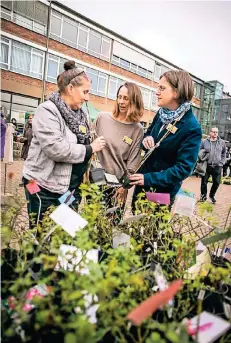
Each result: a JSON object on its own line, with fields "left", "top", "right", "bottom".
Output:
{"left": 0, "top": 0, "right": 228, "bottom": 135}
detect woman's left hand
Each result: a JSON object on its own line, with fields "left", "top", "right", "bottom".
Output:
{"left": 129, "top": 174, "right": 144, "bottom": 186}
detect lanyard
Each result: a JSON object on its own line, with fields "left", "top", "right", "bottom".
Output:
{"left": 134, "top": 109, "right": 187, "bottom": 173}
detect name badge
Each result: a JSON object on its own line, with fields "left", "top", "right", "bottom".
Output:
{"left": 166, "top": 123, "right": 177, "bottom": 134}
{"left": 123, "top": 136, "right": 133, "bottom": 145}
{"left": 79, "top": 125, "right": 87, "bottom": 134}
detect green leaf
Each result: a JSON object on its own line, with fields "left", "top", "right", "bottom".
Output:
{"left": 202, "top": 231, "right": 231, "bottom": 245}
{"left": 65, "top": 332, "right": 77, "bottom": 343}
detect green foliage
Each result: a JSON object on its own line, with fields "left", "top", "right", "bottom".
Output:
{"left": 1, "top": 184, "right": 231, "bottom": 343}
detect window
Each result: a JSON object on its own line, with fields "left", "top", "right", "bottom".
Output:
{"left": 112, "top": 55, "right": 120, "bottom": 66}
{"left": 88, "top": 30, "right": 101, "bottom": 57}
{"left": 62, "top": 17, "right": 78, "bottom": 45}
{"left": 111, "top": 55, "right": 154, "bottom": 80}
{"left": 120, "top": 58, "right": 130, "bottom": 70}
{"left": 78, "top": 24, "right": 88, "bottom": 52}
{"left": 0, "top": 37, "right": 44, "bottom": 79}
{"left": 194, "top": 83, "right": 201, "bottom": 99}
{"left": 50, "top": 11, "right": 61, "bottom": 37}
{"left": 46, "top": 54, "right": 85, "bottom": 83}
{"left": 0, "top": 37, "right": 10, "bottom": 69}
{"left": 108, "top": 76, "right": 124, "bottom": 100}
{"left": 101, "top": 38, "right": 110, "bottom": 59}
{"left": 86, "top": 68, "right": 108, "bottom": 97}
{"left": 141, "top": 88, "right": 151, "bottom": 110}
{"left": 47, "top": 55, "right": 59, "bottom": 83}
{"left": 131, "top": 63, "right": 137, "bottom": 73}
{"left": 50, "top": 10, "right": 111, "bottom": 61}
{"left": 151, "top": 92, "right": 158, "bottom": 111}
{"left": 1, "top": 1, "right": 47, "bottom": 35}
{"left": 154, "top": 63, "right": 161, "bottom": 81}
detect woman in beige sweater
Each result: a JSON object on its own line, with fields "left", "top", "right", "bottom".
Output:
{"left": 94, "top": 82, "right": 144, "bottom": 207}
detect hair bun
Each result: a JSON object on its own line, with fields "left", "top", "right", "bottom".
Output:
{"left": 64, "top": 60, "right": 76, "bottom": 71}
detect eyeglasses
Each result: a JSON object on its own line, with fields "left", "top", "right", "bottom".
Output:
{"left": 157, "top": 86, "right": 168, "bottom": 92}
{"left": 211, "top": 131, "right": 218, "bottom": 133}
{"left": 156, "top": 85, "right": 177, "bottom": 92}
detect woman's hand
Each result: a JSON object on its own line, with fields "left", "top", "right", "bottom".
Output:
{"left": 129, "top": 174, "right": 144, "bottom": 186}
{"left": 142, "top": 136, "right": 155, "bottom": 150}
{"left": 91, "top": 136, "right": 106, "bottom": 153}
{"left": 113, "top": 187, "right": 128, "bottom": 204}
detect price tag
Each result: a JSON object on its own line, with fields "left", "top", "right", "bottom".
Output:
{"left": 26, "top": 180, "right": 41, "bottom": 194}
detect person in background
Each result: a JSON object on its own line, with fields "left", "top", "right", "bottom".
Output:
{"left": 18, "top": 115, "right": 33, "bottom": 160}
{"left": 223, "top": 146, "right": 231, "bottom": 177}
{"left": 200, "top": 127, "right": 226, "bottom": 203}
{"left": 94, "top": 82, "right": 144, "bottom": 207}
{"left": 129, "top": 70, "right": 202, "bottom": 208}
{"left": 23, "top": 60, "right": 105, "bottom": 227}
{"left": 1, "top": 112, "right": 6, "bottom": 160}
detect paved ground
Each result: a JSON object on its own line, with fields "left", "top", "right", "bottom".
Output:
{"left": 1, "top": 160, "right": 231, "bottom": 233}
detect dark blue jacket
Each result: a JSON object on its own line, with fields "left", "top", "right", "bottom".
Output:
{"left": 140, "top": 108, "right": 202, "bottom": 200}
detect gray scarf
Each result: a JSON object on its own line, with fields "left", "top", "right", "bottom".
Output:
{"left": 49, "top": 91, "right": 90, "bottom": 143}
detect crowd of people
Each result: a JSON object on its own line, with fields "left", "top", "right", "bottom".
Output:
{"left": 2, "top": 60, "right": 230, "bottom": 226}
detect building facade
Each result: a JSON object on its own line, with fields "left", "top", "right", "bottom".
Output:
{"left": 0, "top": 0, "right": 229, "bottom": 139}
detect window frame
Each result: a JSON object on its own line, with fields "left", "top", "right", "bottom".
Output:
{"left": 0, "top": 37, "right": 44, "bottom": 80}
{"left": 49, "top": 10, "right": 111, "bottom": 61}
{"left": 0, "top": 3, "right": 46, "bottom": 36}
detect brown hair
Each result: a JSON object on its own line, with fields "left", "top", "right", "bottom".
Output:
{"left": 160, "top": 70, "right": 194, "bottom": 104}
{"left": 113, "top": 82, "right": 144, "bottom": 123}
{"left": 57, "top": 60, "right": 89, "bottom": 93}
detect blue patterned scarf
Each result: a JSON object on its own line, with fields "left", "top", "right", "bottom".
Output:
{"left": 159, "top": 102, "right": 191, "bottom": 124}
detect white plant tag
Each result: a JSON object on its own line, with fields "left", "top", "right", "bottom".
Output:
{"left": 50, "top": 203, "right": 88, "bottom": 237}
{"left": 174, "top": 194, "right": 196, "bottom": 217}
{"left": 196, "top": 241, "right": 206, "bottom": 253}
{"left": 57, "top": 244, "right": 98, "bottom": 274}
{"left": 223, "top": 302, "right": 231, "bottom": 320}
{"left": 198, "top": 289, "right": 206, "bottom": 301}
{"left": 104, "top": 173, "right": 120, "bottom": 184}
{"left": 188, "top": 311, "right": 231, "bottom": 343}
{"left": 113, "top": 232, "right": 130, "bottom": 249}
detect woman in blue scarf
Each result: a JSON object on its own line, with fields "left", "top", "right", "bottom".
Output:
{"left": 129, "top": 70, "right": 202, "bottom": 207}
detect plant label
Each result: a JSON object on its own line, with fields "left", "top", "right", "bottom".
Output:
{"left": 26, "top": 181, "right": 41, "bottom": 194}
{"left": 174, "top": 194, "right": 196, "bottom": 217}
{"left": 187, "top": 311, "right": 231, "bottom": 343}
{"left": 58, "top": 190, "right": 75, "bottom": 206}
{"left": 146, "top": 192, "right": 170, "bottom": 205}
{"left": 113, "top": 232, "right": 130, "bottom": 249}
{"left": 104, "top": 173, "right": 120, "bottom": 184}
{"left": 50, "top": 204, "right": 88, "bottom": 237}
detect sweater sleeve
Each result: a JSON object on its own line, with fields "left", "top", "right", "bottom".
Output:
{"left": 33, "top": 104, "right": 87, "bottom": 163}
{"left": 144, "top": 126, "right": 202, "bottom": 188}
{"left": 127, "top": 126, "right": 144, "bottom": 175}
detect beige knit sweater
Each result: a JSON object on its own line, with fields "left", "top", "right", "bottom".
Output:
{"left": 93, "top": 112, "right": 144, "bottom": 179}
